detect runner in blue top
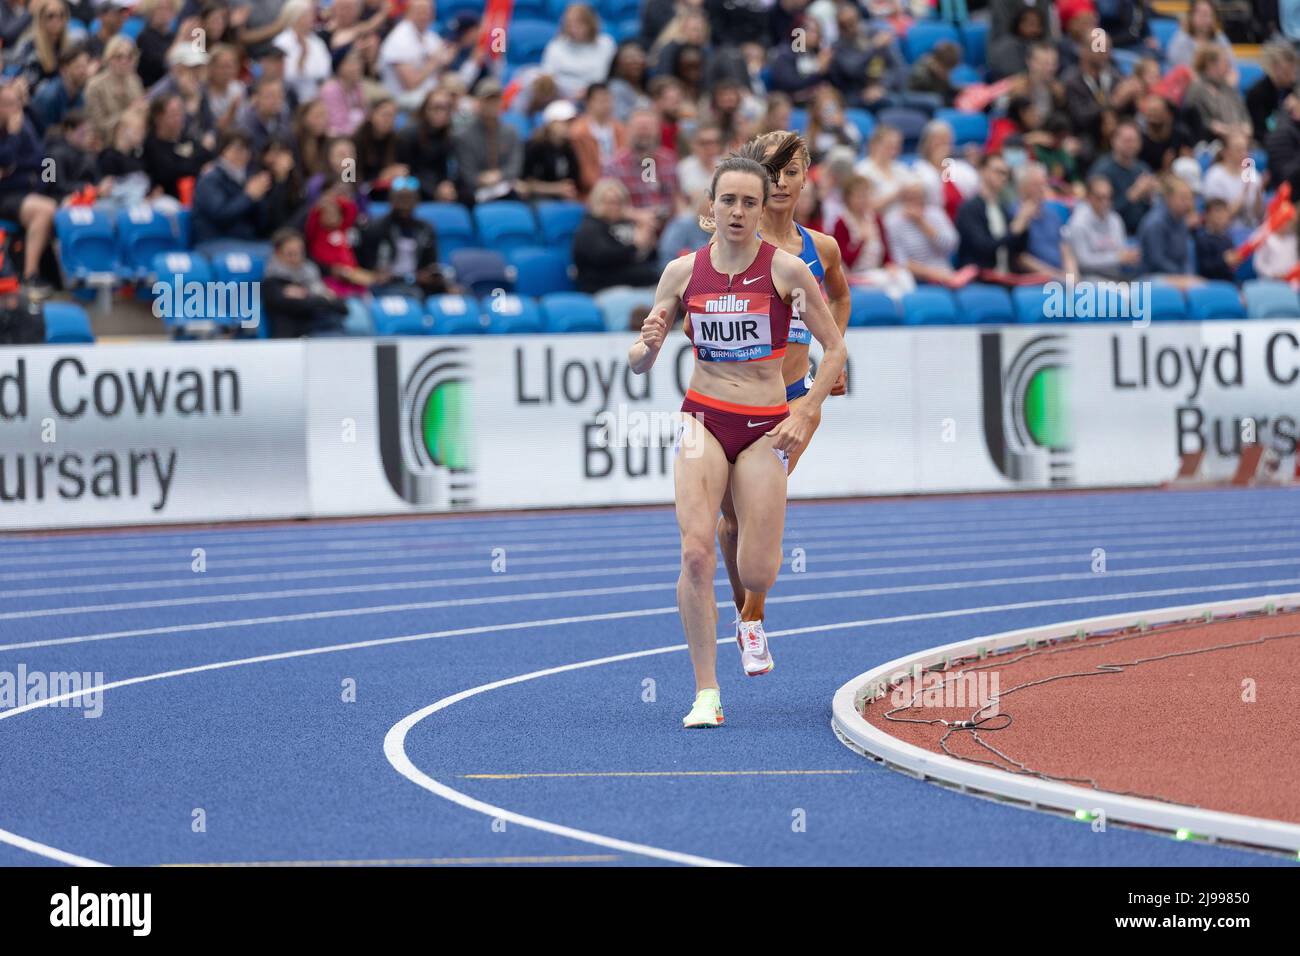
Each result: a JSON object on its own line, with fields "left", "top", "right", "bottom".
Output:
{"left": 717, "top": 130, "right": 852, "bottom": 661}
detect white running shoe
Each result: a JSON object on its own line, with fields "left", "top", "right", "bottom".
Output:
{"left": 737, "top": 619, "right": 775, "bottom": 676}
{"left": 683, "top": 688, "right": 724, "bottom": 728}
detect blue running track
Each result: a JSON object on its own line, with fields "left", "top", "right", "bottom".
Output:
{"left": 0, "top": 487, "right": 1297, "bottom": 867}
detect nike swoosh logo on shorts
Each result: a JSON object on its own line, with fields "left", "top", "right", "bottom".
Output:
{"left": 742, "top": 276, "right": 761, "bottom": 285}
{"left": 747, "top": 419, "right": 771, "bottom": 427}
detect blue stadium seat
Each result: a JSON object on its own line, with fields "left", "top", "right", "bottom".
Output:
{"left": 885, "top": 91, "right": 945, "bottom": 115}
{"left": 1111, "top": 48, "right": 1142, "bottom": 76}
{"left": 901, "top": 286, "right": 958, "bottom": 325}
{"left": 416, "top": 202, "right": 475, "bottom": 262}
{"left": 116, "top": 206, "right": 187, "bottom": 279}
{"left": 540, "top": 292, "right": 605, "bottom": 333}
{"left": 55, "top": 207, "right": 118, "bottom": 281}
{"left": 472, "top": 201, "right": 539, "bottom": 252}
{"left": 1147, "top": 283, "right": 1188, "bottom": 322}
{"left": 120, "top": 16, "right": 144, "bottom": 39}
{"left": 955, "top": 284, "right": 1013, "bottom": 324}
{"left": 1150, "top": 17, "right": 1179, "bottom": 51}
{"left": 961, "top": 21, "right": 988, "bottom": 68}
{"left": 847, "top": 286, "right": 899, "bottom": 326}
{"left": 43, "top": 302, "right": 94, "bottom": 343}
{"left": 1237, "top": 61, "right": 1265, "bottom": 94}
{"left": 875, "top": 107, "right": 929, "bottom": 152}
{"left": 1186, "top": 281, "right": 1247, "bottom": 321}
{"left": 367, "top": 201, "right": 390, "bottom": 221}
{"left": 935, "top": 108, "right": 988, "bottom": 147}
{"left": 512, "top": 0, "right": 549, "bottom": 17}
{"left": 427, "top": 294, "right": 490, "bottom": 334}
{"left": 844, "top": 108, "right": 876, "bottom": 145}
{"left": 1242, "top": 279, "right": 1300, "bottom": 318}
{"left": 210, "top": 250, "right": 266, "bottom": 284}
{"left": 508, "top": 246, "right": 575, "bottom": 297}
{"left": 609, "top": 17, "right": 640, "bottom": 42}
{"left": 150, "top": 251, "right": 214, "bottom": 328}
{"left": 1012, "top": 285, "right": 1055, "bottom": 323}
{"left": 789, "top": 107, "right": 808, "bottom": 132}
{"left": 372, "top": 294, "right": 434, "bottom": 335}
{"left": 500, "top": 111, "right": 533, "bottom": 141}
{"left": 949, "top": 64, "right": 982, "bottom": 87}
{"left": 482, "top": 293, "right": 544, "bottom": 333}
{"left": 599, "top": 0, "right": 642, "bottom": 20}
{"left": 439, "top": 0, "right": 483, "bottom": 19}
{"left": 507, "top": 19, "right": 556, "bottom": 65}
{"left": 450, "top": 248, "right": 511, "bottom": 296}
{"left": 903, "top": 22, "right": 960, "bottom": 63}
{"left": 535, "top": 200, "right": 586, "bottom": 247}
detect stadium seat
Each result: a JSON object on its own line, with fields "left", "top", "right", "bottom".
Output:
{"left": 43, "top": 302, "right": 94, "bottom": 343}
{"left": 847, "top": 286, "right": 900, "bottom": 326}
{"left": 55, "top": 207, "right": 118, "bottom": 281}
{"left": 371, "top": 294, "right": 434, "bottom": 335}
{"left": 885, "top": 91, "right": 945, "bottom": 115}
{"left": 472, "top": 201, "right": 539, "bottom": 252}
{"left": 599, "top": 0, "right": 642, "bottom": 20}
{"left": 955, "top": 284, "right": 1014, "bottom": 324}
{"left": 1186, "top": 281, "right": 1247, "bottom": 321}
{"left": 789, "top": 107, "right": 808, "bottom": 132}
{"left": 367, "top": 201, "right": 390, "bottom": 221}
{"left": 1012, "top": 285, "right": 1055, "bottom": 324}
{"left": 150, "top": 251, "right": 214, "bottom": 328}
{"left": 844, "top": 108, "right": 876, "bottom": 145}
{"left": 210, "top": 250, "right": 266, "bottom": 284}
{"left": 506, "top": 19, "right": 556, "bottom": 65}
{"left": 439, "top": 0, "right": 484, "bottom": 20}
{"left": 1237, "top": 61, "right": 1264, "bottom": 94}
{"left": 935, "top": 108, "right": 988, "bottom": 147}
{"left": 1150, "top": 17, "right": 1179, "bottom": 51}
{"left": 426, "top": 294, "right": 490, "bottom": 334}
{"left": 500, "top": 111, "right": 533, "bottom": 141}
{"left": 450, "top": 248, "right": 511, "bottom": 296}
{"left": 876, "top": 107, "right": 929, "bottom": 152}
{"left": 512, "top": 0, "right": 549, "bottom": 17}
{"left": 540, "top": 292, "right": 605, "bottom": 333}
{"left": 416, "top": 202, "right": 475, "bottom": 262}
{"left": 949, "top": 64, "right": 982, "bottom": 87}
{"left": 482, "top": 293, "right": 544, "bottom": 334}
{"left": 1242, "top": 279, "right": 1300, "bottom": 318}
{"left": 609, "top": 17, "right": 641, "bottom": 42}
{"left": 961, "top": 21, "right": 988, "bottom": 68}
{"left": 903, "top": 22, "right": 960, "bottom": 63}
{"left": 116, "top": 206, "right": 187, "bottom": 279}
{"left": 1148, "top": 283, "right": 1188, "bottom": 322}
{"left": 508, "top": 246, "right": 575, "bottom": 297}
{"left": 901, "top": 286, "right": 958, "bottom": 325}
{"left": 1111, "top": 48, "right": 1142, "bottom": 76}
{"left": 535, "top": 200, "right": 586, "bottom": 247}
{"left": 120, "top": 15, "right": 144, "bottom": 39}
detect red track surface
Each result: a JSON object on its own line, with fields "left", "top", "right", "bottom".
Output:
{"left": 863, "top": 610, "right": 1300, "bottom": 825}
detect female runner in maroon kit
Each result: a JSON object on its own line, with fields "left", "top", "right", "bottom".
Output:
{"left": 628, "top": 140, "right": 848, "bottom": 728}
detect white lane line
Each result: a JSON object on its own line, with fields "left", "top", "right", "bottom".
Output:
{"left": 11, "top": 524, "right": 1300, "bottom": 600}
{"left": 4, "top": 507, "right": 1298, "bottom": 587}
{"left": 5, "top": 572, "right": 1300, "bottom": 866}
{"left": 0, "top": 827, "right": 107, "bottom": 867}
{"left": 5, "top": 550, "right": 1300, "bottom": 631}
{"left": 0, "top": 499, "right": 1281, "bottom": 568}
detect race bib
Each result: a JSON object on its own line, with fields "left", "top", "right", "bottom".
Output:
{"left": 686, "top": 292, "right": 773, "bottom": 362}
{"left": 787, "top": 313, "right": 812, "bottom": 345}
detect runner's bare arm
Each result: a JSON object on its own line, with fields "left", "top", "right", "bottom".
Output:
{"left": 811, "top": 231, "right": 852, "bottom": 395}
{"left": 629, "top": 256, "right": 690, "bottom": 375}
{"left": 767, "top": 250, "right": 848, "bottom": 455}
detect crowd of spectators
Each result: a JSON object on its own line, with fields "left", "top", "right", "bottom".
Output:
{"left": 0, "top": 0, "right": 1298, "bottom": 335}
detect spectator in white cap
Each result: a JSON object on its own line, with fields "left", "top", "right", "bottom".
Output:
{"left": 147, "top": 43, "right": 214, "bottom": 145}
{"left": 274, "top": 0, "right": 332, "bottom": 103}
{"left": 542, "top": 3, "right": 616, "bottom": 99}
{"left": 378, "top": 0, "right": 453, "bottom": 111}
{"left": 522, "top": 99, "right": 582, "bottom": 200}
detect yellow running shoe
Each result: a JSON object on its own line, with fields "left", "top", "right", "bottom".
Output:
{"left": 682, "top": 688, "right": 724, "bottom": 728}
